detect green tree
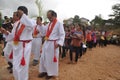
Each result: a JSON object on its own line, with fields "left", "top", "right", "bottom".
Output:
{"left": 0, "top": 12, "right": 3, "bottom": 27}
{"left": 73, "top": 15, "right": 81, "bottom": 24}
{"left": 91, "top": 14, "right": 104, "bottom": 28}
{"left": 109, "top": 4, "right": 120, "bottom": 25}
{"left": 35, "top": 0, "right": 49, "bottom": 22}
{"left": 35, "top": 0, "right": 43, "bottom": 17}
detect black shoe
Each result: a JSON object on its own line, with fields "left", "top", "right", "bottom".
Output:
{"left": 7, "top": 62, "right": 13, "bottom": 70}
{"left": 38, "top": 72, "right": 47, "bottom": 78}
{"left": 7, "top": 66, "right": 12, "bottom": 70}
{"left": 32, "top": 60, "right": 39, "bottom": 66}
{"left": 45, "top": 76, "right": 53, "bottom": 80}
{"left": 1, "top": 52, "right": 4, "bottom": 56}
{"left": 9, "top": 69, "right": 13, "bottom": 73}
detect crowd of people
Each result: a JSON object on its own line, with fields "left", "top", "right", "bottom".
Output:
{"left": 0, "top": 6, "right": 112, "bottom": 80}
{"left": 59, "top": 23, "right": 110, "bottom": 63}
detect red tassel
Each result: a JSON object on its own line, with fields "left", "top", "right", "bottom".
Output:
{"left": 53, "top": 56, "right": 57, "bottom": 62}
{"left": 20, "top": 57, "right": 26, "bottom": 66}
{"left": 9, "top": 51, "right": 13, "bottom": 59}
{"left": 53, "top": 41, "right": 57, "bottom": 62}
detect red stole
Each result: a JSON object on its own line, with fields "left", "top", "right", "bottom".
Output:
{"left": 9, "top": 50, "right": 13, "bottom": 59}
{"left": 53, "top": 41, "right": 57, "bottom": 62}
{"left": 9, "top": 22, "right": 25, "bottom": 60}
{"left": 13, "top": 22, "right": 25, "bottom": 45}
{"left": 45, "top": 18, "right": 57, "bottom": 40}
{"left": 33, "top": 25, "right": 38, "bottom": 37}
{"left": 45, "top": 18, "right": 58, "bottom": 62}
{"left": 13, "top": 21, "right": 26, "bottom": 66}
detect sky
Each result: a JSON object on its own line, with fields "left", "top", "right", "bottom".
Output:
{"left": 0, "top": 0, "right": 119, "bottom": 22}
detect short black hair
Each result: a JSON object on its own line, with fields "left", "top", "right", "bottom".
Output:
{"left": 54, "top": 12, "right": 57, "bottom": 17}
{"left": 17, "top": 6, "right": 28, "bottom": 15}
{"left": 47, "top": 10, "right": 57, "bottom": 17}
{"left": 37, "top": 17, "right": 42, "bottom": 21}
{"left": 4, "top": 16, "right": 8, "bottom": 20}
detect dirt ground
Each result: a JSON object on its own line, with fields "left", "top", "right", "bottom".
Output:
{"left": 0, "top": 44, "right": 120, "bottom": 80}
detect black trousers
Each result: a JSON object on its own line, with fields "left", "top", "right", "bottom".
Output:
{"left": 79, "top": 43, "right": 83, "bottom": 57}
{"left": 62, "top": 46, "right": 69, "bottom": 58}
{"left": 69, "top": 46, "right": 80, "bottom": 62}
{"left": 87, "top": 41, "right": 93, "bottom": 49}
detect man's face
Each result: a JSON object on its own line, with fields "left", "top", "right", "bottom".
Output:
{"left": 13, "top": 12, "right": 19, "bottom": 22}
{"left": 17, "top": 10, "right": 23, "bottom": 18}
{"left": 47, "top": 12, "right": 52, "bottom": 22}
{"left": 77, "top": 26, "right": 81, "bottom": 31}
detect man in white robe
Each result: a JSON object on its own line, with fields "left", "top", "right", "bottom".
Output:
{"left": 6, "top": 6, "right": 35, "bottom": 80}
{"left": 38, "top": 10, "right": 65, "bottom": 79}
{"left": 3, "top": 36, "right": 13, "bottom": 72}
{"left": 0, "top": 27, "right": 13, "bottom": 70}
{"left": 31, "top": 17, "right": 45, "bottom": 66}
{"left": 1, "top": 12, "right": 19, "bottom": 73}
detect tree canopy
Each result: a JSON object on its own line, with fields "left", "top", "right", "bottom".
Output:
{"left": 110, "top": 4, "right": 120, "bottom": 25}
